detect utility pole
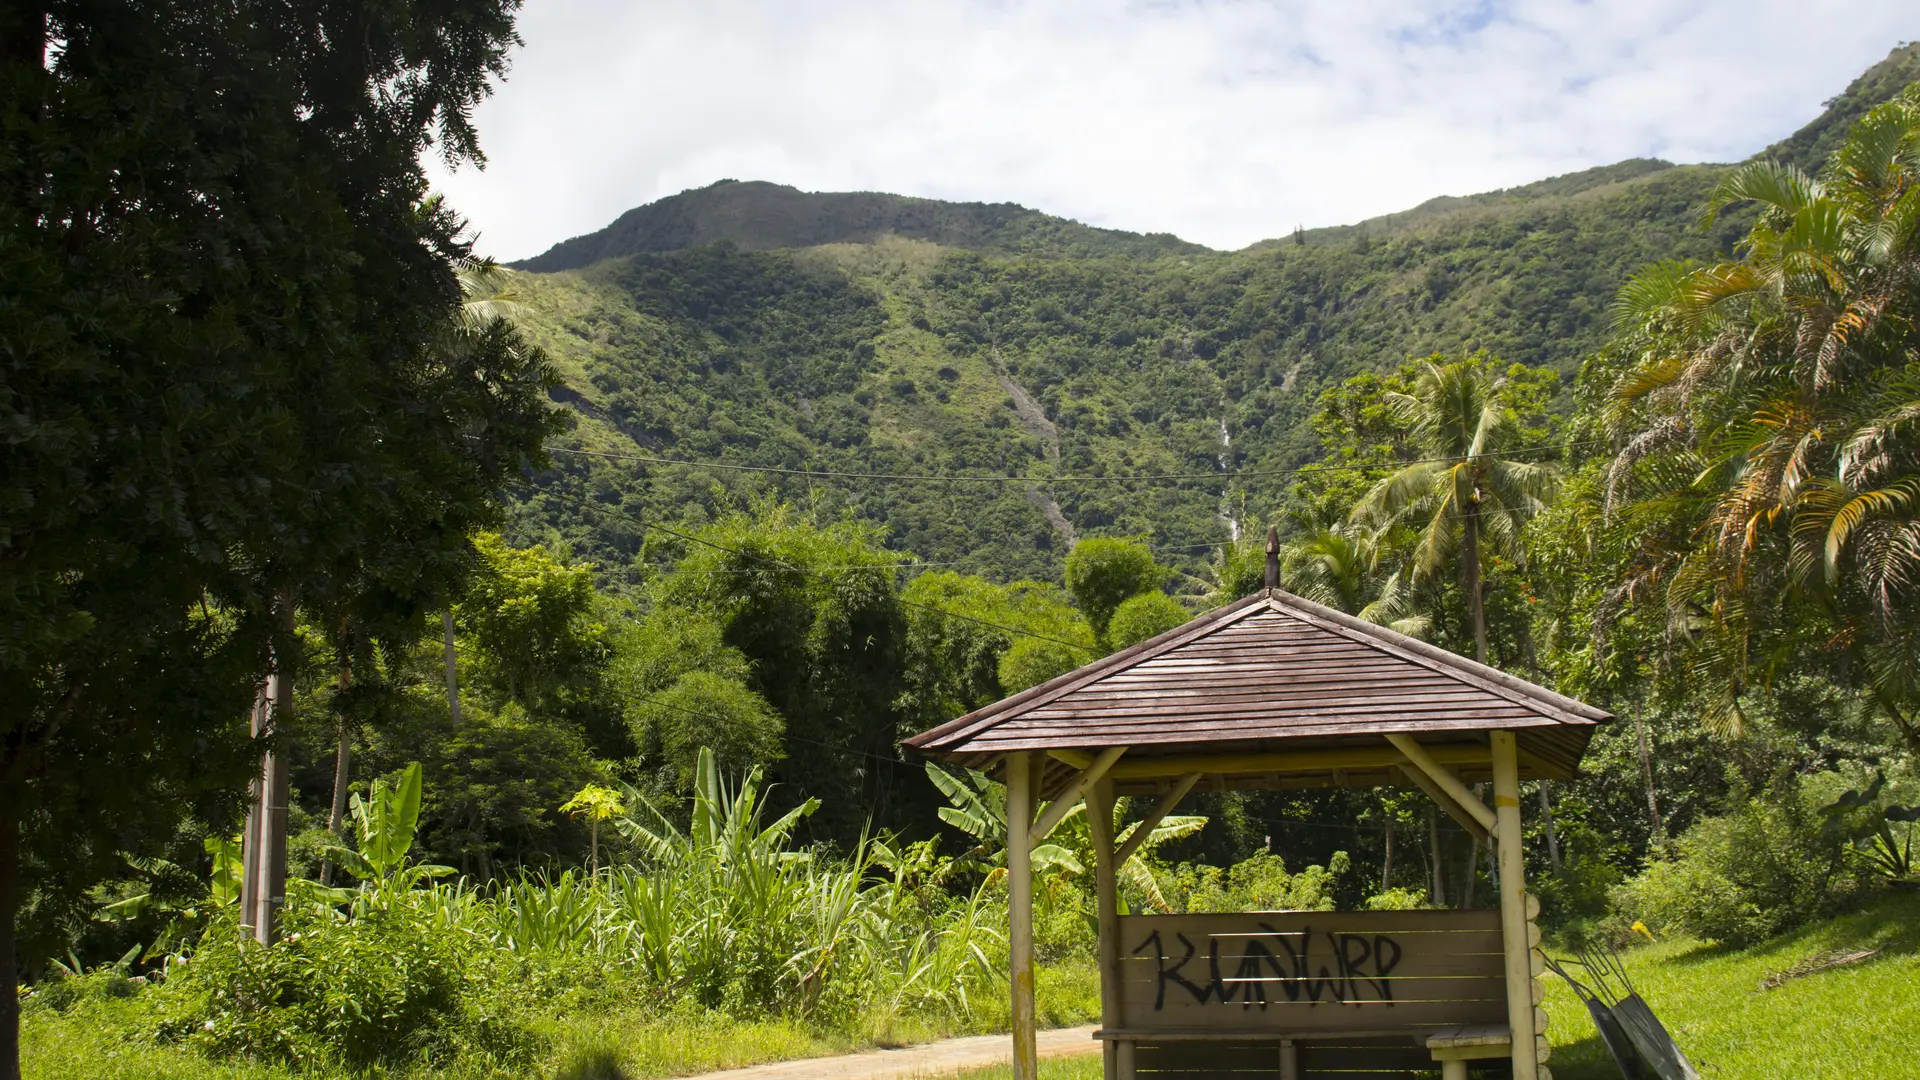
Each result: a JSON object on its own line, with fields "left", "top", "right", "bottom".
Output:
{"left": 242, "top": 598, "right": 295, "bottom": 945}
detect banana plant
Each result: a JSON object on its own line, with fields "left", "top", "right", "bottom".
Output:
{"left": 924, "top": 762, "right": 1085, "bottom": 876}
{"left": 206, "top": 835, "right": 243, "bottom": 907}
{"left": 1821, "top": 773, "right": 1920, "bottom": 882}
{"left": 1047, "top": 795, "right": 1207, "bottom": 913}
{"left": 321, "top": 762, "right": 454, "bottom": 904}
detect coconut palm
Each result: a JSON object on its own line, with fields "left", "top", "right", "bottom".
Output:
{"left": 1350, "top": 358, "right": 1558, "bottom": 663}
{"left": 1279, "top": 525, "right": 1431, "bottom": 638}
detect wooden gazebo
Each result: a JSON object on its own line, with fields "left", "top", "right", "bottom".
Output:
{"left": 904, "top": 555, "right": 1608, "bottom": 1080}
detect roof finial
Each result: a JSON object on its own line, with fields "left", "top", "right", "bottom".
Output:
{"left": 1264, "top": 525, "right": 1279, "bottom": 592}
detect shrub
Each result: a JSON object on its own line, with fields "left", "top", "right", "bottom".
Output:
{"left": 156, "top": 907, "right": 490, "bottom": 1066}
{"left": 1362, "top": 887, "right": 1429, "bottom": 911}
{"left": 1533, "top": 820, "right": 1627, "bottom": 937}
{"left": 1106, "top": 591, "right": 1188, "bottom": 650}
{"left": 1159, "top": 852, "right": 1350, "bottom": 913}
{"left": 1610, "top": 779, "right": 1867, "bottom": 945}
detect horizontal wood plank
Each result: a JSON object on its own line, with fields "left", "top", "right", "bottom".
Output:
{"left": 1115, "top": 911, "right": 1508, "bottom": 1035}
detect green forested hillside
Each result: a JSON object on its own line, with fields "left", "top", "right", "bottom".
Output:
{"left": 499, "top": 44, "right": 1920, "bottom": 586}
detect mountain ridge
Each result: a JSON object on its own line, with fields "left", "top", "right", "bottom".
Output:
{"left": 498, "top": 44, "right": 1920, "bottom": 585}
{"left": 513, "top": 44, "right": 1920, "bottom": 275}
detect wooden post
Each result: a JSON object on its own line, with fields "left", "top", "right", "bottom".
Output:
{"left": 1006, "top": 751, "right": 1038, "bottom": 1080}
{"left": 1087, "top": 778, "right": 1120, "bottom": 1080}
{"left": 1491, "top": 731, "right": 1538, "bottom": 1080}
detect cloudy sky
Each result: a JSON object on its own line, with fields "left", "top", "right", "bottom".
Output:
{"left": 429, "top": 1, "right": 1917, "bottom": 261}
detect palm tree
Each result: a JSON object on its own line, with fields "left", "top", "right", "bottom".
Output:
{"left": 1351, "top": 358, "right": 1558, "bottom": 663}
{"left": 1280, "top": 525, "right": 1432, "bottom": 638}
{"left": 1603, "top": 89, "right": 1920, "bottom": 739}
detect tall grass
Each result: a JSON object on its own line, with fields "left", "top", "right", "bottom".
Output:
{"left": 116, "top": 749, "right": 1010, "bottom": 1074}
{"left": 426, "top": 749, "right": 1008, "bottom": 1021}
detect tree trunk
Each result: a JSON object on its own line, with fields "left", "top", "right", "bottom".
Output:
{"left": 1538, "top": 781, "right": 1563, "bottom": 872}
{"left": 321, "top": 656, "right": 352, "bottom": 886}
{"left": 1429, "top": 809, "right": 1445, "bottom": 907}
{"left": 239, "top": 684, "right": 268, "bottom": 937}
{"left": 442, "top": 609, "right": 462, "bottom": 725}
{"left": 589, "top": 819, "right": 599, "bottom": 874}
{"left": 1382, "top": 813, "right": 1395, "bottom": 890}
{"left": 1460, "top": 784, "right": 1485, "bottom": 909}
{"left": 1462, "top": 503, "right": 1488, "bottom": 664}
{"left": 246, "top": 598, "right": 295, "bottom": 945}
{"left": 1634, "top": 703, "right": 1666, "bottom": 844}
{"left": 1460, "top": 831, "right": 1480, "bottom": 909}
{"left": 1, "top": 809, "right": 19, "bottom": 1080}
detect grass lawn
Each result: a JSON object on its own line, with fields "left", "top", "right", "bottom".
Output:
{"left": 20, "top": 957, "right": 1102, "bottom": 1080}
{"left": 23, "top": 895, "right": 1920, "bottom": 1080}
{"left": 1539, "top": 890, "right": 1920, "bottom": 1080}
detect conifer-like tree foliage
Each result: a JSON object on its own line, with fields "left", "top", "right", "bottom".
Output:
{"left": 0, "top": 3, "right": 553, "bottom": 1073}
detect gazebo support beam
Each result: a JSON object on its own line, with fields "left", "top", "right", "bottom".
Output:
{"left": 1031, "top": 746, "right": 1126, "bottom": 842}
{"left": 1395, "top": 764, "right": 1489, "bottom": 841}
{"left": 1006, "top": 751, "right": 1038, "bottom": 1080}
{"left": 1113, "top": 772, "right": 1202, "bottom": 866}
{"left": 1386, "top": 734, "right": 1496, "bottom": 834}
{"left": 1087, "top": 778, "right": 1121, "bottom": 1080}
{"left": 1491, "top": 730, "right": 1539, "bottom": 1080}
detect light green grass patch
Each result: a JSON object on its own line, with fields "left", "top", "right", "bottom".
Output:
{"left": 1541, "top": 890, "right": 1920, "bottom": 1080}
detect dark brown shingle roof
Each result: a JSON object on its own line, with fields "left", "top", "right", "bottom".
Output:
{"left": 904, "top": 588, "right": 1608, "bottom": 794}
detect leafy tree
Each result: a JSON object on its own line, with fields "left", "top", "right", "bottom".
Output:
{"left": 897, "top": 571, "right": 1095, "bottom": 711}
{"left": 628, "top": 671, "right": 784, "bottom": 790}
{"left": 0, "top": 2, "right": 551, "bottom": 1068}
{"left": 1351, "top": 355, "right": 1559, "bottom": 662}
{"left": 1107, "top": 591, "right": 1189, "bottom": 649}
{"left": 1064, "top": 538, "right": 1164, "bottom": 644}
{"left": 459, "top": 533, "right": 607, "bottom": 710}
{"left": 403, "top": 703, "right": 599, "bottom": 879}
{"left": 659, "top": 503, "right": 908, "bottom": 840}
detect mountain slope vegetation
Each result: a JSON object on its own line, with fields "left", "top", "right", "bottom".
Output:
{"left": 499, "top": 44, "right": 1920, "bottom": 587}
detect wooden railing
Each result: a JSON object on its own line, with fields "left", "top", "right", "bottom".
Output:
{"left": 1101, "top": 910, "right": 1508, "bottom": 1078}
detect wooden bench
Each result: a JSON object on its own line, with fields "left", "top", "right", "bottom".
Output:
{"left": 1096, "top": 909, "right": 1534, "bottom": 1079}
{"left": 1427, "top": 1023, "right": 1511, "bottom": 1080}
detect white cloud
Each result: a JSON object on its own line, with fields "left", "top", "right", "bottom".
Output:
{"left": 427, "top": 0, "right": 1918, "bottom": 260}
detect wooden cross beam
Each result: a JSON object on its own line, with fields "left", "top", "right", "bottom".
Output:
{"left": 1387, "top": 733, "right": 1496, "bottom": 833}
{"left": 1031, "top": 746, "right": 1125, "bottom": 842}
{"left": 1113, "top": 772, "right": 1203, "bottom": 866}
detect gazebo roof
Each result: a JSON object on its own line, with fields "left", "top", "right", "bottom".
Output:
{"left": 903, "top": 588, "right": 1609, "bottom": 798}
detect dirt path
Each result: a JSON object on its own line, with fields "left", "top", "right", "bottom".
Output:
{"left": 687, "top": 1026, "right": 1100, "bottom": 1080}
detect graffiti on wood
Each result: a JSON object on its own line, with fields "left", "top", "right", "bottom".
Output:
{"left": 1131, "top": 925, "right": 1405, "bottom": 1010}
